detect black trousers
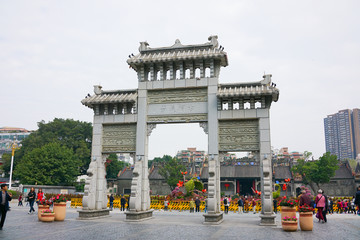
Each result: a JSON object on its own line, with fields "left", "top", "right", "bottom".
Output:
{"left": 0, "top": 205, "right": 7, "bottom": 228}
{"left": 121, "top": 204, "right": 125, "bottom": 211}
{"left": 195, "top": 206, "right": 200, "bottom": 212}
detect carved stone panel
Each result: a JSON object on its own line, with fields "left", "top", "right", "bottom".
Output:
{"left": 147, "top": 114, "right": 207, "bottom": 123}
{"left": 218, "top": 120, "right": 259, "bottom": 151}
{"left": 147, "top": 88, "right": 207, "bottom": 104}
{"left": 102, "top": 124, "right": 136, "bottom": 152}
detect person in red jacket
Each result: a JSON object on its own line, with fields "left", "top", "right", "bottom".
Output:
{"left": 37, "top": 188, "right": 44, "bottom": 203}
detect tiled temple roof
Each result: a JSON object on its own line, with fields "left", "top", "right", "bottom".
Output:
{"left": 81, "top": 89, "right": 137, "bottom": 108}
{"left": 127, "top": 36, "right": 228, "bottom": 68}
{"left": 217, "top": 83, "right": 279, "bottom": 101}
{"left": 127, "top": 48, "right": 228, "bottom": 67}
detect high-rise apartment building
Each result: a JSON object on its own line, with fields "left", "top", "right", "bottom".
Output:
{"left": 324, "top": 109, "right": 360, "bottom": 159}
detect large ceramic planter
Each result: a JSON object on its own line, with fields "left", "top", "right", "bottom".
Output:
{"left": 53, "top": 202, "right": 66, "bottom": 221}
{"left": 299, "top": 212, "right": 313, "bottom": 231}
{"left": 280, "top": 206, "right": 296, "bottom": 220}
{"left": 40, "top": 212, "right": 55, "bottom": 222}
{"left": 38, "top": 205, "right": 50, "bottom": 220}
{"left": 282, "top": 220, "right": 298, "bottom": 231}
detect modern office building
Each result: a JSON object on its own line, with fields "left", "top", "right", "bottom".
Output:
{"left": 324, "top": 109, "right": 360, "bottom": 160}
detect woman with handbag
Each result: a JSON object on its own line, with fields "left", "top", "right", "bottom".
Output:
{"left": 315, "top": 189, "right": 326, "bottom": 223}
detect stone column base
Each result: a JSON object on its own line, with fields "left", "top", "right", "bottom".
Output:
{"left": 259, "top": 213, "right": 276, "bottom": 226}
{"left": 125, "top": 209, "right": 154, "bottom": 222}
{"left": 77, "top": 209, "right": 110, "bottom": 220}
{"left": 203, "top": 213, "right": 223, "bottom": 225}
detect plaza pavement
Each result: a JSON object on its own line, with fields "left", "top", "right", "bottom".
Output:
{"left": 1, "top": 202, "right": 359, "bottom": 240}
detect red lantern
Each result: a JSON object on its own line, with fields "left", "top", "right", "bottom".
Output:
{"left": 224, "top": 183, "right": 230, "bottom": 189}
{"left": 282, "top": 184, "right": 287, "bottom": 191}
{"left": 202, "top": 189, "right": 207, "bottom": 193}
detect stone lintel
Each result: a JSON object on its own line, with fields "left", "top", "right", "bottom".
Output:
{"left": 77, "top": 209, "right": 110, "bottom": 220}
{"left": 125, "top": 209, "right": 154, "bottom": 222}
{"left": 259, "top": 214, "right": 277, "bottom": 226}
{"left": 203, "top": 213, "right": 223, "bottom": 225}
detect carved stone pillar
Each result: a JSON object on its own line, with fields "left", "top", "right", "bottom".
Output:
{"left": 169, "top": 63, "right": 175, "bottom": 80}
{"left": 179, "top": 62, "right": 184, "bottom": 79}
{"left": 200, "top": 61, "right": 205, "bottom": 78}
{"left": 126, "top": 89, "right": 153, "bottom": 221}
{"left": 259, "top": 114, "right": 276, "bottom": 225}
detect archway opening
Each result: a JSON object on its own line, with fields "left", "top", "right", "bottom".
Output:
{"left": 148, "top": 123, "right": 208, "bottom": 195}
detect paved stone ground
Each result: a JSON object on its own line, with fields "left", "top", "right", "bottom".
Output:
{"left": 1, "top": 202, "right": 359, "bottom": 240}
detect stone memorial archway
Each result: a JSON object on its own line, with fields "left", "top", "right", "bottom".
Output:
{"left": 80, "top": 36, "right": 279, "bottom": 225}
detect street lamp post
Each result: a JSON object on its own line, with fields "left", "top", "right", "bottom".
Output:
{"left": 9, "top": 140, "right": 19, "bottom": 190}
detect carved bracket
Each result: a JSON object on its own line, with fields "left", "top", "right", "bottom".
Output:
{"left": 147, "top": 124, "right": 157, "bottom": 136}
{"left": 199, "top": 122, "right": 208, "bottom": 134}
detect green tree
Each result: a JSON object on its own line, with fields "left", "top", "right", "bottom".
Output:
{"left": 106, "top": 153, "right": 129, "bottom": 179}
{"left": 148, "top": 155, "right": 173, "bottom": 168}
{"left": 291, "top": 152, "right": 339, "bottom": 192}
{"left": 11, "top": 118, "right": 92, "bottom": 175}
{"left": 0, "top": 153, "right": 11, "bottom": 177}
{"left": 158, "top": 156, "right": 186, "bottom": 191}
{"left": 14, "top": 142, "right": 80, "bottom": 185}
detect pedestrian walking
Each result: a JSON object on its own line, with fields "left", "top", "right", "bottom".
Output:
{"left": 355, "top": 185, "right": 360, "bottom": 215}
{"left": 189, "top": 198, "right": 195, "bottom": 213}
{"left": 37, "top": 188, "right": 44, "bottom": 205}
{"left": 27, "top": 187, "right": 36, "bottom": 214}
{"left": 18, "top": 194, "right": 23, "bottom": 206}
{"left": 252, "top": 198, "right": 257, "bottom": 214}
{"left": 238, "top": 197, "right": 244, "bottom": 213}
{"left": 195, "top": 197, "right": 201, "bottom": 212}
{"left": 109, "top": 194, "right": 114, "bottom": 211}
{"left": 164, "top": 198, "right": 168, "bottom": 211}
{"left": 322, "top": 190, "right": 328, "bottom": 223}
{"left": 204, "top": 198, "right": 208, "bottom": 213}
{"left": 0, "top": 184, "right": 12, "bottom": 230}
{"left": 299, "top": 190, "right": 311, "bottom": 206}
{"left": 120, "top": 195, "right": 126, "bottom": 211}
{"left": 127, "top": 197, "right": 130, "bottom": 211}
{"left": 273, "top": 198, "right": 278, "bottom": 214}
{"left": 315, "top": 189, "right": 326, "bottom": 223}
{"left": 223, "top": 196, "right": 229, "bottom": 214}
{"left": 329, "top": 198, "right": 334, "bottom": 214}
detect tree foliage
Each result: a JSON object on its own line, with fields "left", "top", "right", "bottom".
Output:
{"left": 0, "top": 153, "right": 11, "bottom": 176}
{"left": 14, "top": 142, "right": 79, "bottom": 185}
{"left": 148, "top": 155, "right": 173, "bottom": 168}
{"left": 291, "top": 152, "right": 339, "bottom": 192}
{"left": 11, "top": 118, "right": 92, "bottom": 176}
{"left": 158, "top": 156, "right": 186, "bottom": 191}
{"left": 106, "top": 153, "right": 129, "bottom": 179}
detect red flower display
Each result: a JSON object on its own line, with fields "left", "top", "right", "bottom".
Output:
{"left": 282, "top": 184, "right": 287, "bottom": 191}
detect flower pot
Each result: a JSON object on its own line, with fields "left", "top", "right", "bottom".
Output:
{"left": 40, "top": 212, "right": 55, "bottom": 222}
{"left": 38, "top": 205, "right": 50, "bottom": 221}
{"left": 282, "top": 220, "right": 298, "bottom": 231}
{"left": 280, "top": 206, "right": 296, "bottom": 220}
{"left": 299, "top": 212, "right": 313, "bottom": 231}
{"left": 53, "top": 202, "right": 67, "bottom": 221}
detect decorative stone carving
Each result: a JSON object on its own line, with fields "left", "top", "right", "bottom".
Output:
{"left": 82, "top": 157, "right": 97, "bottom": 210}
{"left": 102, "top": 124, "right": 136, "bottom": 152}
{"left": 199, "top": 122, "right": 208, "bottom": 134}
{"left": 147, "top": 124, "right": 156, "bottom": 136}
{"left": 148, "top": 88, "right": 207, "bottom": 104}
{"left": 147, "top": 114, "right": 207, "bottom": 123}
{"left": 218, "top": 120, "right": 259, "bottom": 151}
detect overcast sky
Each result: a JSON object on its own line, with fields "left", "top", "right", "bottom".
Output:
{"left": 1, "top": 0, "right": 359, "bottom": 159}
